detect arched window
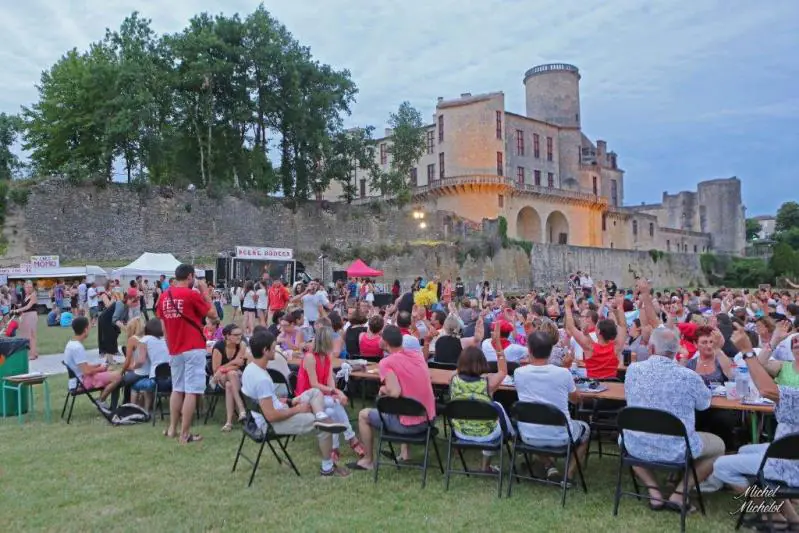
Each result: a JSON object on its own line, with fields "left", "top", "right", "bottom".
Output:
{"left": 632, "top": 220, "right": 638, "bottom": 236}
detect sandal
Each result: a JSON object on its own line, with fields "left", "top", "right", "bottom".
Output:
{"left": 221, "top": 423, "right": 233, "bottom": 432}
{"left": 163, "top": 429, "right": 176, "bottom": 438}
{"left": 179, "top": 434, "right": 203, "bottom": 444}
{"left": 238, "top": 411, "right": 247, "bottom": 423}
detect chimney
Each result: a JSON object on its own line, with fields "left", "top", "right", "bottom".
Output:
{"left": 596, "top": 140, "right": 607, "bottom": 156}
{"left": 384, "top": 128, "right": 393, "bottom": 137}
{"left": 437, "top": 96, "right": 444, "bottom": 103}
{"left": 460, "top": 92, "right": 471, "bottom": 98}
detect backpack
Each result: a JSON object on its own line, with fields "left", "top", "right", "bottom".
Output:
{"left": 110, "top": 403, "right": 150, "bottom": 425}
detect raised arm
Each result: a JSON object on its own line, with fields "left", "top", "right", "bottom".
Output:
{"left": 564, "top": 295, "right": 593, "bottom": 355}
{"left": 732, "top": 324, "right": 779, "bottom": 402}
{"left": 485, "top": 321, "right": 508, "bottom": 394}
{"left": 612, "top": 295, "right": 628, "bottom": 354}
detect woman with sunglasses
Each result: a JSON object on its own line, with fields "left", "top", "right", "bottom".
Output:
{"left": 211, "top": 324, "right": 250, "bottom": 431}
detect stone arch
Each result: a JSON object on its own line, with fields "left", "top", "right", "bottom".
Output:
{"left": 546, "top": 210, "right": 569, "bottom": 244}
{"left": 516, "top": 206, "right": 542, "bottom": 242}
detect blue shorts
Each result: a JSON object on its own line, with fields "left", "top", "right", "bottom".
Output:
{"left": 367, "top": 409, "right": 430, "bottom": 435}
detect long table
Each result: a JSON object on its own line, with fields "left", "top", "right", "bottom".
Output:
{"left": 349, "top": 364, "right": 775, "bottom": 442}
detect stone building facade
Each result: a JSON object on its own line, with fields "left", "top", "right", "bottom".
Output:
{"left": 324, "top": 64, "right": 745, "bottom": 255}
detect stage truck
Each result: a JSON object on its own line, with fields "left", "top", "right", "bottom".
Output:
{"left": 215, "top": 246, "right": 311, "bottom": 290}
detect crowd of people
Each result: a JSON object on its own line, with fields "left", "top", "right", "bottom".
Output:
{"left": 13, "top": 263, "right": 799, "bottom": 525}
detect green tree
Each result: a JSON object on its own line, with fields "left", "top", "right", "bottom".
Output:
{"left": 372, "top": 101, "right": 426, "bottom": 197}
{"left": 770, "top": 242, "right": 799, "bottom": 278}
{"left": 0, "top": 113, "right": 22, "bottom": 181}
{"left": 776, "top": 227, "right": 799, "bottom": 250}
{"left": 745, "top": 218, "right": 763, "bottom": 241}
{"left": 323, "top": 126, "right": 378, "bottom": 203}
{"left": 776, "top": 201, "right": 799, "bottom": 232}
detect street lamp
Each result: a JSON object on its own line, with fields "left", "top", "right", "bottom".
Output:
{"left": 419, "top": 222, "right": 427, "bottom": 229}
{"left": 412, "top": 209, "right": 425, "bottom": 220}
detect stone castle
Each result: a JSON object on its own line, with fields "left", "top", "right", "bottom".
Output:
{"left": 324, "top": 63, "right": 747, "bottom": 256}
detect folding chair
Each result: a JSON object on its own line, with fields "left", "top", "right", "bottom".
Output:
{"left": 267, "top": 369, "right": 295, "bottom": 399}
{"left": 151, "top": 363, "right": 172, "bottom": 426}
{"left": 203, "top": 361, "right": 226, "bottom": 424}
{"left": 232, "top": 394, "right": 300, "bottom": 487}
{"left": 575, "top": 378, "right": 623, "bottom": 463}
{"left": 443, "top": 399, "right": 508, "bottom": 498}
{"left": 735, "top": 433, "right": 799, "bottom": 532}
{"left": 373, "top": 396, "right": 443, "bottom": 489}
{"left": 613, "top": 407, "right": 705, "bottom": 533}
{"left": 60, "top": 362, "right": 112, "bottom": 424}
{"left": 507, "top": 401, "right": 588, "bottom": 506}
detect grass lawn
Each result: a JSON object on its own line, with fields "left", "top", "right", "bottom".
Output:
{"left": 35, "top": 317, "right": 98, "bottom": 355}
{"left": 0, "top": 374, "right": 744, "bottom": 532}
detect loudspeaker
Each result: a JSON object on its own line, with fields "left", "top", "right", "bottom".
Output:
{"left": 373, "top": 293, "right": 392, "bottom": 307}
{"left": 332, "top": 270, "right": 347, "bottom": 283}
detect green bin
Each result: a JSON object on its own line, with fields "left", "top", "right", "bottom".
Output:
{"left": 0, "top": 338, "right": 30, "bottom": 416}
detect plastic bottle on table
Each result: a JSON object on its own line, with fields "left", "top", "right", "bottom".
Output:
{"left": 736, "top": 366, "right": 750, "bottom": 401}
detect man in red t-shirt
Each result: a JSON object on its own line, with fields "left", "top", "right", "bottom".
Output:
{"left": 267, "top": 279, "right": 291, "bottom": 324}
{"left": 156, "top": 264, "right": 217, "bottom": 444}
{"left": 564, "top": 294, "right": 626, "bottom": 380}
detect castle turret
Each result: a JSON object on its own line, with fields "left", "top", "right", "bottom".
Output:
{"left": 523, "top": 63, "right": 581, "bottom": 128}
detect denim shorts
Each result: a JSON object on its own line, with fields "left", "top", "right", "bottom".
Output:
{"left": 367, "top": 409, "right": 429, "bottom": 435}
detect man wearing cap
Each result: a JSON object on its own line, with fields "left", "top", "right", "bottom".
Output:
{"left": 481, "top": 320, "right": 527, "bottom": 363}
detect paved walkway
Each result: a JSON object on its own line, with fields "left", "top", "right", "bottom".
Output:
{"left": 29, "top": 350, "right": 124, "bottom": 376}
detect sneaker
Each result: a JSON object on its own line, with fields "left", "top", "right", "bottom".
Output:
{"left": 546, "top": 467, "right": 560, "bottom": 481}
{"left": 321, "top": 465, "right": 351, "bottom": 478}
{"left": 698, "top": 475, "right": 724, "bottom": 493}
{"left": 97, "top": 401, "right": 111, "bottom": 413}
{"left": 314, "top": 419, "right": 347, "bottom": 433}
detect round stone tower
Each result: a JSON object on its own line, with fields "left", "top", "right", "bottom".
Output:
{"left": 523, "top": 63, "right": 581, "bottom": 128}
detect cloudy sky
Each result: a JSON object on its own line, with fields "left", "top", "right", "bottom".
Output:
{"left": 1, "top": 0, "right": 796, "bottom": 215}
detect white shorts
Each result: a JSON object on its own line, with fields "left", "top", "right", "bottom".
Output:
{"left": 170, "top": 349, "right": 207, "bottom": 394}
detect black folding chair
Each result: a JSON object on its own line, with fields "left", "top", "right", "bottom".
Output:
{"left": 232, "top": 394, "right": 301, "bottom": 487}
{"left": 427, "top": 361, "right": 455, "bottom": 437}
{"left": 427, "top": 361, "right": 457, "bottom": 371}
{"left": 151, "top": 363, "right": 172, "bottom": 426}
{"left": 373, "top": 396, "right": 443, "bottom": 489}
{"left": 613, "top": 407, "right": 706, "bottom": 533}
{"left": 203, "top": 360, "right": 226, "bottom": 424}
{"left": 60, "top": 362, "right": 112, "bottom": 424}
{"left": 267, "top": 369, "right": 295, "bottom": 399}
{"left": 507, "top": 401, "right": 588, "bottom": 506}
{"left": 443, "top": 399, "right": 507, "bottom": 497}
{"left": 735, "top": 433, "right": 799, "bottom": 532}
{"left": 575, "top": 377, "right": 623, "bottom": 463}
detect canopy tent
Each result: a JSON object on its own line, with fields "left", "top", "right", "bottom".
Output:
{"left": 345, "top": 259, "right": 383, "bottom": 278}
{"left": 111, "top": 253, "right": 204, "bottom": 283}
{"left": 7, "top": 265, "right": 107, "bottom": 280}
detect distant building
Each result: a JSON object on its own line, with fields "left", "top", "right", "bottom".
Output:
{"left": 753, "top": 215, "right": 776, "bottom": 240}
{"left": 324, "top": 64, "right": 746, "bottom": 255}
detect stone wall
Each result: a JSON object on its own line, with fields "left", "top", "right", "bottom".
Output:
{"left": 5, "top": 179, "right": 451, "bottom": 263}
{"left": 529, "top": 243, "right": 707, "bottom": 289}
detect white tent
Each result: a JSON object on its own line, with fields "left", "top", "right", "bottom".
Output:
{"left": 111, "top": 253, "right": 204, "bottom": 283}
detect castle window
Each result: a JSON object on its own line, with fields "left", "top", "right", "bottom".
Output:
{"left": 632, "top": 220, "right": 638, "bottom": 236}
{"left": 533, "top": 134, "right": 540, "bottom": 158}
{"left": 497, "top": 152, "right": 503, "bottom": 176}
{"left": 602, "top": 214, "right": 607, "bottom": 231}
{"left": 592, "top": 176, "right": 598, "bottom": 195}
{"left": 360, "top": 179, "right": 366, "bottom": 198}
{"left": 439, "top": 152, "right": 445, "bottom": 179}
{"left": 410, "top": 168, "right": 417, "bottom": 187}
{"left": 534, "top": 169, "right": 541, "bottom": 186}
{"left": 667, "top": 239, "right": 670, "bottom": 251}
{"left": 426, "top": 131, "right": 434, "bottom": 154}
{"left": 547, "top": 172, "right": 554, "bottom": 187}
{"left": 546, "top": 137, "right": 553, "bottom": 161}
{"left": 517, "top": 166, "right": 525, "bottom": 184}
{"left": 516, "top": 129, "right": 524, "bottom": 156}
{"left": 438, "top": 115, "right": 444, "bottom": 143}
{"left": 427, "top": 164, "right": 435, "bottom": 182}
{"left": 498, "top": 194, "right": 504, "bottom": 208}
{"left": 380, "top": 143, "right": 387, "bottom": 165}
{"left": 610, "top": 179, "right": 618, "bottom": 206}
{"left": 649, "top": 223, "right": 654, "bottom": 237}
{"left": 496, "top": 111, "right": 502, "bottom": 139}
{"left": 694, "top": 245, "right": 698, "bottom": 253}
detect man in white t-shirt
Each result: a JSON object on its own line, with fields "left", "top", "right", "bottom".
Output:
{"left": 513, "top": 331, "right": 590, "bottom": 481}
{"left": 481, "top": 321, "right": 526, "bottom": 363}
{"left": 86, "top": 283, "right": 99, "bottom": 325}
{"left": 78, "top": 278, "right": 88, "bottom": 312}
{"left": 292, "top": 281, "right": 330, "bottom": 327}
{"left": 63, "top": 316, "right": 123, "bottom": 413}
{"left": 242, "top": 331, "right": 349, "bottom": 477}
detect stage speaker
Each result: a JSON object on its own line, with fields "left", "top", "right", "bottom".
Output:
{"left": 332, "top": 270, "right": 347, "bottom": 283}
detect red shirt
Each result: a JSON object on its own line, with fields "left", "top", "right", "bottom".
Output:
{"left": 268, "top": 285, "right": 290, "bottom": 311}
{"left": 156, "top": 287, "right": 211, "bottom": 355}
{"left": 586, "top": 341, "right": 619, "bottom": 380}
{"left": 295, "top": 353, "right": 332, "bottom": 397}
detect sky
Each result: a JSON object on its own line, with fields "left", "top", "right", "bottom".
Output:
{"left": 1, "top": 0, "right": 797, "bottom": 216}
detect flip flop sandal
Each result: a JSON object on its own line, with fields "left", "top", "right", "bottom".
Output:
{"left": 664, "top": 501, "right": 696, "bottom": 514}
{"left": 345, "top": 461, "right": 371, "bottom": 471}
{"left": 180, "top": 434, "right": 203, "bottom": 444}
{"left": 221, "top": 423, "right": 233, "bottom": 432}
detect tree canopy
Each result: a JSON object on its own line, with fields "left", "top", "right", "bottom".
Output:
{"left": 18, "top": 6, "right": 383, "bottom": 205}
{"left": 745, "top": 218, "right": 762, "bottom": 241}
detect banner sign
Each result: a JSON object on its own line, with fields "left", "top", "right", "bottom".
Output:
{"left": 30, "top": 255, "right": 60, "bottom": 268}
{"left": 0, "top": 263, "right": 33, "bottom": 275}
{"left": 235, "top": 246, "right": 293, "bottom": 261}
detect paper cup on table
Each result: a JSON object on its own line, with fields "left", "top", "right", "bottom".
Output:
{"left": 725, "top": 381, "right": 738, "bottom": 400}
